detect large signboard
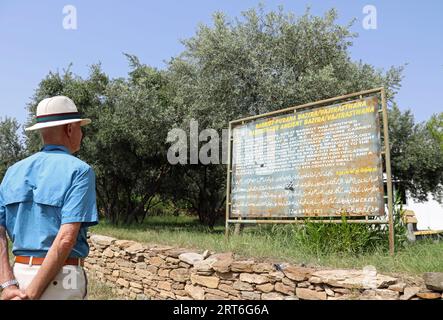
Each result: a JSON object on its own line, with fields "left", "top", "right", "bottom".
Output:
{"left": 229, "top": 95, "right": 384, "bottom": 218}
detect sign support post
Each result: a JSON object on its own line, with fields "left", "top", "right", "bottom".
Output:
{"left": 381, "top": 88, "right": 395, "bottom": 255}
{"left": 225, "top": 122, "right": 233, "bottom": 238}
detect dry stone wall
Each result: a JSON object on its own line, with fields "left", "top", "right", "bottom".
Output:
{"left": 84, "top": 234, "right": 443, "bottom": 300}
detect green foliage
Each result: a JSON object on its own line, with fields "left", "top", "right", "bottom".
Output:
{"left": 292, "top": 218, "right": 379, "bottom": 256}
{"left": 254, "top": 194, "right": 408, "bottom": 256}
{"left": 0, "top": 117, "right": 24, "bottom": 180}
{"left": 427, "top": 112, "right": 443, "bottom": 149}
{"left": 161, "top": 164, "right": 227, "bottom": 228}
{"left": 389, "top": 105, "right": 443, "bottom": 202}
{"left": 24, "top": 60, "right": 175, "bottom": 225}
{"left": 89, "top": 60, "right": 174, "bottom": 225}
{"left": 169, "top": 6, "right": 403, "bottom": 127}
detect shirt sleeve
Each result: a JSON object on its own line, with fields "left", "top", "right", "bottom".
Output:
{"left": 0, "top": 189, "right": 5, "bottom": 227}
{"left": 61, "top": 166, "right": 99, "bottom": 227}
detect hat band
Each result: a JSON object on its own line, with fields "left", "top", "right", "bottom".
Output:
{"left": 36, "top": 112, "right": 80, "bottom": 123}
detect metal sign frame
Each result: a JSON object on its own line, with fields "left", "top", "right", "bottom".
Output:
{"left": 225, "top": 87, "right": 395, "bottom": 255}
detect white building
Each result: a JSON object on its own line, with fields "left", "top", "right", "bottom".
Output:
{"left": 405, "top": 192, "right": 443, "bottom": 231}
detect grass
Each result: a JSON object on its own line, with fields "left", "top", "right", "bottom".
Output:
{"left": 87, "top": 277, "right": 121, "bottom": 300}
{"left": 90, "top": 215, "right": 443, "bottom": 276}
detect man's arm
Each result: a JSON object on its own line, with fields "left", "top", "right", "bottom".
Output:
{"left": 0, "top": 226, "right": 27, "bottom": 300}
{"left": 24, "top": 223, "right": 81, "bottom": 300}
{"left": 0, "top": 175, "right": 25, "bottom": 300}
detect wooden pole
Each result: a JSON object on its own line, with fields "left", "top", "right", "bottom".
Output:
{"left": 234, "top": 216, "right": 243, "bottom": 235}
{"left": 225, "top": 122, "right": 233, "bottom": 238}
{"left": 381, "top": 88, "right": 395, "bottom": 255}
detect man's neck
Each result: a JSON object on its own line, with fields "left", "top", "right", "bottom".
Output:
{"left": 42, "top": 141, "right": 73, "bottom": 154}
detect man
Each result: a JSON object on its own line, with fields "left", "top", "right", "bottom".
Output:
{"left": 0, "top": 96, "right": 98, "bottom": 300}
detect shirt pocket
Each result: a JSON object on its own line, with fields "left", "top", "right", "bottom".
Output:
{"left": 33, "top": 188, "right": 64, "bottom": 227}
{"left": 3, "top": 185, "right": 64, "bottom": 207}
{"left": 3, "top": 186, "right": 64, "bottom": 243}
{"left": 3, "top": 186, "right": 64, "bottom": 228}
{"left": 2, "top": 187, "right": 33, "bottom": 206}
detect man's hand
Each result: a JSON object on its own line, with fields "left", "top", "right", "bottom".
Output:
{"left": 0, "top": 226, "right": 21, "bottom": 300}
{"left": 1, "top": 285, "right": 27, "bottom": 300}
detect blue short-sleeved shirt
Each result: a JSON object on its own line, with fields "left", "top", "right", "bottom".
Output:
{"left": 0, "top": 144, "right": 99, "bottom": 258}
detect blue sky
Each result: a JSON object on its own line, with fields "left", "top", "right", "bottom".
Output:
{"left": 0, "top": 0, "right": 442, "bottom": 125}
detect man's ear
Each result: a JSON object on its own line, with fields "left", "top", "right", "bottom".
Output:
{"left": 64, "top": 124, "right": 73, "bottom": 137}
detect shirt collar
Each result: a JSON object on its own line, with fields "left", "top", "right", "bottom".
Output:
{"left": 41, "top": 144, "right": 71, "bottom": 154}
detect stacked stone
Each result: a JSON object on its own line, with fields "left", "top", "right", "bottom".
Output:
{"left": 85, "top": 234, "right": 443, "bottom": 300}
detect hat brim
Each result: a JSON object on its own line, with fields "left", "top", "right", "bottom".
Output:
{"left": 25, "top": 118, "right": 92, "bottom": 131}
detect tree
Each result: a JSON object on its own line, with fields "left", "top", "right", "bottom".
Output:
{"left": 0, "top": 117, "right": 24, "bottom": 180}
{"left": 389, "top": 105, "right": 443, "bottom": 202}
{"left": 427, "top": 112, "right": 443, "bottom": 149}
{"left": 91, "top": 57, "right": 174, "bottom": 225}
{"left": 25, "top": 58, "right": 175, "bottom": 225}
{"left": 166, "top": 6, "right": 403, "bottom": 227}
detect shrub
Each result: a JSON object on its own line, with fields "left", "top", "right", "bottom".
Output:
{"left": 291, "top": 194, "right": 407, "bottom": 255}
